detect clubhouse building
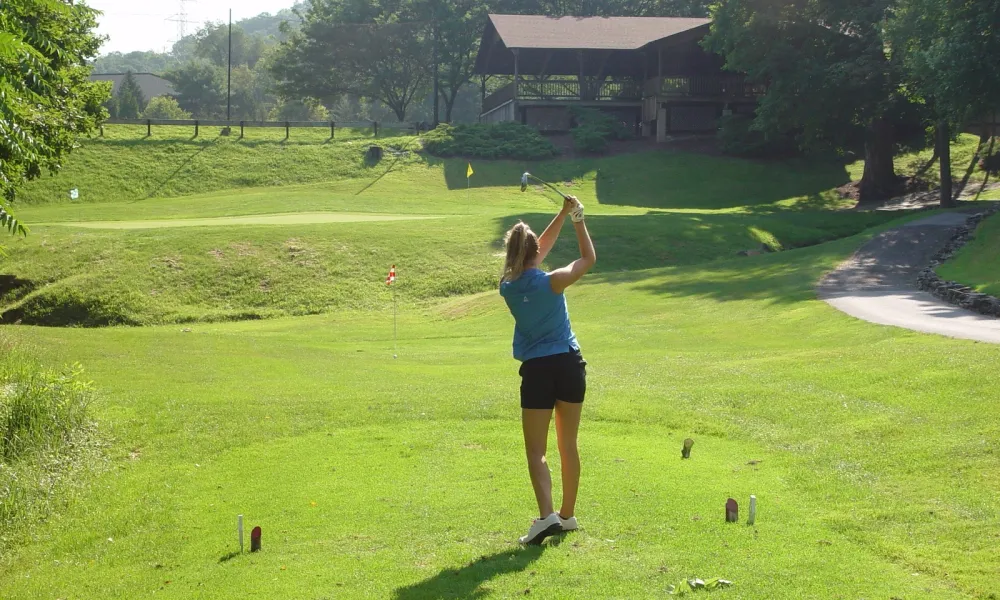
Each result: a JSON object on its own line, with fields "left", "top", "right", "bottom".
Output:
{"left": 474, "top": 15, "right": 764, "bottom": 140}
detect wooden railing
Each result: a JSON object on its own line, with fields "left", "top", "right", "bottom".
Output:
{"left": 101, "top": 118, "right": 422, "bottom": 139}
{"left": 647, "top": 75, "right": 766, "bottom": 98}
{"left": 516, "top": 78, "right": 643, "bottom": 102}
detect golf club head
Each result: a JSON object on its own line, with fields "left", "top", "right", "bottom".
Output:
{"left": 520, "top": 172, "right": 529, "bottom": 192}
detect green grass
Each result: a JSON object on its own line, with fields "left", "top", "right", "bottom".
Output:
{"left": 0, "top": 338, "right": 106, "bottom": 554}
{"left": 937, "top": 212, "right": 1000, "bottom": 296}
{"left": 2, "top": 127, "right": 999, "bottom": 598}
{"left": 1, "top": 241, "right": 999, "bottom": 598}
{"left": 2, "top": 130, "right": 903, "bottom": 326}
{"left": 846, "top": 133, "right": 993, "bottom": 185}
{"left": 0, "top": 203, "right": 895, "bottom": 326}
{"left": 14, "top": 125, "right": 415, "bottom": 206}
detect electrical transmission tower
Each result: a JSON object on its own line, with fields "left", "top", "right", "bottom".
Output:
{"left": 166, "top": 0, "right": 197, "bottom": 43}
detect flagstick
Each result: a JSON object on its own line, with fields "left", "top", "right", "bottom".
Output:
{"left": 393, "top": 285, "right": 397, "bottom": 359}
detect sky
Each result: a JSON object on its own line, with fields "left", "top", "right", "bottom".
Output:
{"left": 87, "top": 0, "right": 299, "bottom": 55}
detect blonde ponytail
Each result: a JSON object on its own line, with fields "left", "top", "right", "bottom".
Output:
{"left": 501, "top": 221, "right": 539, "bottom": 284}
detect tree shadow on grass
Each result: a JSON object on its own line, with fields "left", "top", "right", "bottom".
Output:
{"left": 495, "top": 211, "right": 893, "bottom": 277}
{"left": 424, "top": 151, "right": 850, "bottom": 211}
{"left": 586, "top": 241, "right": 856, "bottom": 306}
{"left": 392, "top": 545, "right": 547, "bottom": 600}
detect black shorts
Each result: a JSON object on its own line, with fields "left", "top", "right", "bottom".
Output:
{"left": 519, "top": 349, "right": 587, "bottom": 410}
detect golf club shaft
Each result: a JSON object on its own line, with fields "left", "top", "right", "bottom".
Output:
{"left": 528, "top": 175, "right": 569, "bottom": 201}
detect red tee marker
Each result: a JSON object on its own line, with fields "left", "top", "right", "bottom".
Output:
{"left": 725, "top": 498, "right": 738, "bottom": 523}
{"left": 250, "top": 526, "right": 262, "bottom": 552}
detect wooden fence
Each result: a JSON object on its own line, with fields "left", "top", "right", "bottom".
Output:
{"left": 101, "top": 118, "right": 426, "bottom": 140}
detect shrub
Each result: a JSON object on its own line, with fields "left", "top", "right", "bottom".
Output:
{"left": 568, "top": 107, "right": 633, "bottom": 154}
{"left": 0, "top": 341, "right": 103, "bottom": 552}
{"left": 718, "top": 114, "right": 799, "bottom": 158}
{"left": 572, "top": 128, "right": 610, "bottom": 153}
{"left": 421, "top": 123, "right": 558, "bottom": 160}
{"left": 141, "top": 96, "right": 192, "bottom": 120}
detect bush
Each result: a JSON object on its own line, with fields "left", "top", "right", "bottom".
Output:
{"left": 421, "top": 123, "right": 558, "bottom": 160}
{"left": 718, "top": 114, "right": 799, "bottom": 158}
{"left": 0, "top": 341, "right": 103, "bottom": 552}
{"left": 568, "top": 107, "right": 633, "bottom": 154}
{"left": 572, "top": 128, "right": 610, "bottom": 153}
{"left": 141, "top": 96, "right": 192, "bottom": 120}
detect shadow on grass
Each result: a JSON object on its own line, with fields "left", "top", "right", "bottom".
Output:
{"left": 141, "top": 138, "right": 219, "bottom": 200}
{"left": 586, "top": 240, "right": 857, "bottom": 305}
{"left": 426, "top": 150, "right": 850, "bottom": 210}
{"left": 392, "top": 545, "right": 546, "bottom": 600}
{"left": 355, "top": 139, "right": 424, "bottom": 196}
{"left": 495, "top": 210, "right": 895, "bottom": 276}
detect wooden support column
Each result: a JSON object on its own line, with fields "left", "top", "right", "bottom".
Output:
{"left": 512, "top": 48, "right": 520, "bottom": 122}
{"left": 578, "top": 50, "right": 585, "bottom": 100}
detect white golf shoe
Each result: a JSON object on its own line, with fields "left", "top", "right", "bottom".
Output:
{"left": 558, "top": 513, "right": 578, "bottom": 531}
{"left": 518, "top": 512, "right": 562, "bottom": 545}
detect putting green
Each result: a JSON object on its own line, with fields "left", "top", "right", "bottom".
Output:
{"left": 39, "top": 212, "right": 446, "bottom": 229}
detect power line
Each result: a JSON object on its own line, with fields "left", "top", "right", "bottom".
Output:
{"left": 166, "top": 0, "right": 197, "bottom": 43}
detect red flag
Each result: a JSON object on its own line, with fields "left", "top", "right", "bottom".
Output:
{"left": 386, "top": 265, "right": 396, "bottom": 286}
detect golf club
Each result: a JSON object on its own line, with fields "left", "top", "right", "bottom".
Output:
{"left": 521, "top": 172, "right": 568, "bottom": 203}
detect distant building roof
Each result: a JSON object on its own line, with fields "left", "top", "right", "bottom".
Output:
{"left": 89, "top": 73, "right": 177, "bottom": 99}
{"left": 485, "top": 14, "right": 710, "bottom": 50}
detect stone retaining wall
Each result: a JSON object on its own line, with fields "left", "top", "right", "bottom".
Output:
{"left": 917, "top": 204, "right": 1000, "bottom": 317}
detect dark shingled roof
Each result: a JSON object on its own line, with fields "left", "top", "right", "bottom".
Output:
{"left": 486, "top": 14, "right": 711, "bottom": 50}
{"left": 89, "top": 73, "right": 177, "bottom": 99}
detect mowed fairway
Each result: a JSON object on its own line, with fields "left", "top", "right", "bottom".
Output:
{"left": 1, "top": 129, "right": 999, "bottom": 599}
{"left": 39, "top": 212, "right": 446, "bottom": 229}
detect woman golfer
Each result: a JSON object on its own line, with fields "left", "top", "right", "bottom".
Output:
{"left": 500, "top": 195, "right": 596, "bottom": 545}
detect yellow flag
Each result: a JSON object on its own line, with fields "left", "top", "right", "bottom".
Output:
{"left": 467, "top": 163, "right": 474, "bottom": 178}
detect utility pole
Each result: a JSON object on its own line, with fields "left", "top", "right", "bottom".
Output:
{"left": 227, "top": 9, "right": 233, "bottom": 122}
{"left": 432, "top": 21, "right": 440, "bottom": 127}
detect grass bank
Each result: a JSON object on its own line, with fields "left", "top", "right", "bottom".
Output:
{"left": 937, "top": 212, "right": 1000, "bottom": 296}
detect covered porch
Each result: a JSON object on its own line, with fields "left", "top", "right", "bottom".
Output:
{"left": 474, "top": 15, "right": 765, "bottom": 137}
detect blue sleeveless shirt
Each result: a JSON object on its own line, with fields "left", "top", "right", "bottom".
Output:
{"left": 500, "top": 268, "right": 579, "bottom": 361}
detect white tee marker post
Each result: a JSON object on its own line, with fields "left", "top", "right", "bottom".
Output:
{"left": 238, "top": 515, "right": 244, "bottom": 553}
{"left": 748, "top": 495, "right": 757, "bottom": 526}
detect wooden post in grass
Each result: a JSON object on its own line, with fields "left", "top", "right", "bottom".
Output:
{"left": 330, "top": 121, "right": 335, "bottom": 140}
{"left": 373, "top": 121, "right": 379, "bottom": 139}
{"left": 240, "top": 121, "right": 245, "bottom": 139}
{"left": 237, "top": 515, "right": 244, "bottom": 552}
{"left": 285, "top": 121, "right": 290, "bottom": 141}
{"left": 748, "top": 496, "right": 756, "bottom": 525}
{"left": 147, "top": 119, "right": 151, "bottom": 137}
{"left": 194, "top": 121, "right": 199, "bottom": 138}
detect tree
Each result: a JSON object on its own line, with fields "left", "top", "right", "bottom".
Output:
{"left": 273, "top": 1, "right": 431, "bottom": 122}
{"left": 890, "top": 0, "right": 1000, "bottom": 207}
{"left": 269, "top": 97, "right": 329, "bottom": 121}
{"left": 141, "top": 96, "right": 192, "bottom": 119}
{"left": 230, "top": 64, "right": 275, "bottom": 121}
{"left": 705, "top": 0, "right": 904, "bottom": 204}
{"left": 0, "top": 0, "right": 108, "bottom": 216}
{"left": 419, "top": 0, "right": 487, "bottom": 122}
{"left": 115, "top": 71, "right": 147, "bottom": 119}
{"left": 93, "top": 50, "right": 181, "bottom": 74}
{"left": 194, "top": 23, "right": 269, "bottom": 70}
{"left": 165, "top": 61, "right": 226, "bottom": 118}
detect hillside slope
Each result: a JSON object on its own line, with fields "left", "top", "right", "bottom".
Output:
{"left": 937, "top": 211, "right": 1000, "bottom": 296}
